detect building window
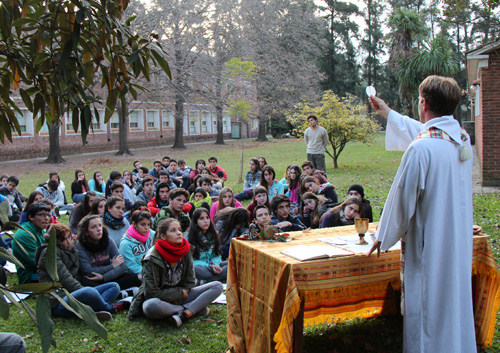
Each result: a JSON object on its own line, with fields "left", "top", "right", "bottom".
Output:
{"left": 251, "top": 118, "right": 258, "bottom": 130}
{"left": 201, "top": 111, "right": 211, "bottom": 133}
{"left": 189, "top": 110, "right": 200, "bottom": 135}
{"left": 223, "top": 112, "right": 231, "bottom": 132}
{"left": 183, "top": 112, "right": 188, "bottom": 135}
{"left": 146, "top": 110, "right": 159, "bottom": 130}
{"left": 162, "top": 110, "right": 174, "bottom": 129}
{"left": 244, "top": 81, "right": 252, "bottom": 97}
{"left": 65, "top": 114, "right": 80, "bottom": 134}
{"left": 14, "top": 110, "right": 27, "bottom": 133}
{"left": 110, "top": 112, "right": 120, "bottom": 130}
{"left": 129, "top": 110, "right": 144, "bottom": 131}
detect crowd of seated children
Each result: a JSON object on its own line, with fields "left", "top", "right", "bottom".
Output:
{"left": 2, "top": 152, "right": 381, "bottom": 327}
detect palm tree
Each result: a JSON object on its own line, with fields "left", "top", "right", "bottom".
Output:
{"left": 387, "top": 8, "right": 427, "bottom": 117}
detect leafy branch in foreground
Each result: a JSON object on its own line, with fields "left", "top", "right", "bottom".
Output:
{"left": 0, "top": 224, "right": 107, "bottom": 353}
{"left": 0, "top": 0, "right": 171, "bottom": 144}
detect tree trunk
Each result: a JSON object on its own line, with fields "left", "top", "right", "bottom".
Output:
{"left": 42, "top": 119, "right": 66, "bottom": 164}
{"left": 172, "top": 93, "right": 186, "bottom": 149}
{"left": 116, "top": 102, "right": 132, "bottom": 156}
{"left": 215, "top": 70, "right": 225, "bottom": 145}
{"left": 215, "top": 104, "right": 225, "bottom": 145}
{"left": 256, "top": 116, "right": 268, "bottom": 142}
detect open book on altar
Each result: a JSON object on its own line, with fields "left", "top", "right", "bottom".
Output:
{"left": 281, "top": 245, "right": 354, "bottom": 261}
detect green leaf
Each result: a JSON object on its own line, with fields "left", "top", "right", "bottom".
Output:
{"left": 0, "top": 247, "right": 24, "bottom": 268}
{"left": 64, "top": 289, "right": 108, "bottom": 340}
{"left": 37, "top": 295, "right": 55, "bottom": 353}
{"left": 45, "top": 228, "right": 59, "bottom": 282}
{"left": 13, "top": 282, "right": 61, "bottom": 293}
{"left": 49, "top": 293, "right": 83, "bottom": 320}
{"left": 0, "top": 292, "right": 9, "bottom": 319}
{"left": 19, "top": 89, "right": 33, "bottom": 112}
{"left": 0, "top": 287, "right": 24, "bottom": 311}
{"left": 72, "top": 106, "right": 79, "bottom": 133}
{"left": 35, "top": 115, "right": 44, "bottom": 134}
{"left": 20, "top": 296, "right": 37, "bottom": 324}
{"left": 150, "top": 49, "right": 171, "bottom": 80}
{"left": 104, "top": 87, "right": 119, "bottom": 122}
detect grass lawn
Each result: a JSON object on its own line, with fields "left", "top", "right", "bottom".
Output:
{"left": 1, "top": 134, "right": 499, "bottom": 352}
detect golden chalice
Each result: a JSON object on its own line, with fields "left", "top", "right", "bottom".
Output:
{"left": 354, "top": 218, "right": 370, "bottom": 245}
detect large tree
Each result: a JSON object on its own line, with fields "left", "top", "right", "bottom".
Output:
{"left": 128, "top": 0, "right": 211, "bottom": 149}
{"left": 0, "top": 0, "right": 171, "bottom": 162}
{"left": 241, "top": 0, "right": 324, "bottom": 141}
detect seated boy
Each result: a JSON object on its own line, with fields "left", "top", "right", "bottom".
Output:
{"left": 161, "top": 156, "right": 170, "bottom": 170}
{"left": 148, "top": 160, "right": 163, "bottom": 180}
{"left": 301, "top": 161, "right": 328, "bottom": 184}
{"left": 177, "top": 159, "right": 192, "bottom": 189}
{"left": 152, "top": 188, "right": 191, "bottom": 232}
{"left": 136, "top": 175, "right": 155, "bottom": 204}
{"left": 0, "top": 176, "right": 24, "bottom": 223}
{"left": 208, "top": 156, "right": 227, "bottom": 182}
{"left": 200, "top": 177, "right": 220, "bottom": 201}
{"left": 109, "top": 181, "right": 132, "bottom": 211}
{"left": 155, "top": 170, "right": 177, "bottom": 190}
{"left": 166, "top": 159, "right": 186, "bottom": 187}
{"left": 270, "top": 194, "right": 306, "bottom": 232}
{"left": 147, "top": 182, "right": 171, "bottom": 216}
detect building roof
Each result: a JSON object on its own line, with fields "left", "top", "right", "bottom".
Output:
{"left": 466, "top": 39, "right": 500, "bottom": 87}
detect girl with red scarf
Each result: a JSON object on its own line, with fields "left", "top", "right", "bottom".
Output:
{"left": 128, "top": 218, "right": 223, "bottom": 327}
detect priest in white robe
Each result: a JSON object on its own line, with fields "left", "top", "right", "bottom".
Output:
{"left": 368, "top": 75, "right": 476, "bottom": 353}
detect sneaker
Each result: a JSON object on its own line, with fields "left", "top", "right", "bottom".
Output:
{"left": 196, "top": 307, "right": 210, "bottom": 317}
{"left": 95, "top": 311, "right": 112, "bottom": 322}
{"left": 169, "top": 311, "right": 188, "bottom": 328}
{"left": 119, "top": 287, "right": 139, "bottom": 299}
{"left": 111, "top": 299, "right": 131, "bottom": 312}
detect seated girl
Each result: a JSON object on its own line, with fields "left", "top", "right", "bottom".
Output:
{"left": 76, "top": 215, "right": 142, "bottom": 292}
{"left": 301, "top": 176, "right": 338, "bottom": 205}
{"left": 246, "top": 186, "right": 270, "bottom": 219}
{"left": 285, "top": 165, "right": 301, "bottom": 212}
{"left": 119, "top": 208, "right": 155, "bottom": 280}
{"left": 128, "top": 218, "right": 223, "bottom": 327}
{"left": 71, "top": 169, "right": 90, "bottom": 203}
{"left": 88, "top": 171, "right": 106, "bottom": 197}
{"left": 214, "top": 207, "right": 250, "bottom": 260}
{"left": 188, "top": 187, "right": 211, "bottom": 212}
{"left": 36, "top": 223, "right": 124, "bottom": 321}
{"left": 122, "top": 170, "right": 138, "bottom": 203}
{"left": 234, "top": 158, "right": 261, "bottom": 201}
{"left": 89, "top": 197, "right": 106, "bottom": 217}
{"left": 300, "top": 192, "right": 328, "bottom": 229}
{"left": 209, "top": 187, "right": 243, "bottom": 221}
{"left": 200, "top": 167, "right": 223, "bottom": 190}
{"left": 104, "top": 196, "right": 130, "bottom": 247}
{"left": 257, "top": 156, "right": 267, "bottom": 170}
{"left": 279, "top": 165, "right": 291, "bottom": 193}
{"left": 19, "top": 191, "right": 43, "bottom": 225}
{"left": 68, "top": 191, "right": 97, "bottom": 234}
{"left": 260, "top": 165, "right": 284, "bottom": 201}
{"left": 124, "top": 200, "right": 147, "bottom": 223}
{"left": 319, "top": 197, "right": 363, "bottom": 228}
{"left": 186, "top": 208, "right": 227, "bottom": 283}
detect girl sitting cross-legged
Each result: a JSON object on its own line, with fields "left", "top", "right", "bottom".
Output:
{"left": 119, "top": 208, "right": 155, "bottom": 280}
{"left": 36, "top": 223, "right": 126, "bottom": 322}
{"left": 186, "top": 208, "right": 227, "bottom": 284}
{"left": 128, "top": 218, "right": 223, "bottom": 327}
{"left": 76, "top": 215, "right": 142, "bottom": 294}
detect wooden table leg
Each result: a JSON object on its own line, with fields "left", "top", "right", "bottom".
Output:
{"left": 292, "top": 299, "right": 305, "bottom": 353}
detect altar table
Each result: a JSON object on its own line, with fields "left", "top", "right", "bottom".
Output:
{"left": 226, "top": 225, "right": 500, "bottom": 353}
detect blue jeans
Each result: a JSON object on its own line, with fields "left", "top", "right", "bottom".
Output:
{"left": 52, "top": 282, "right": 120, "bottom": 318}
